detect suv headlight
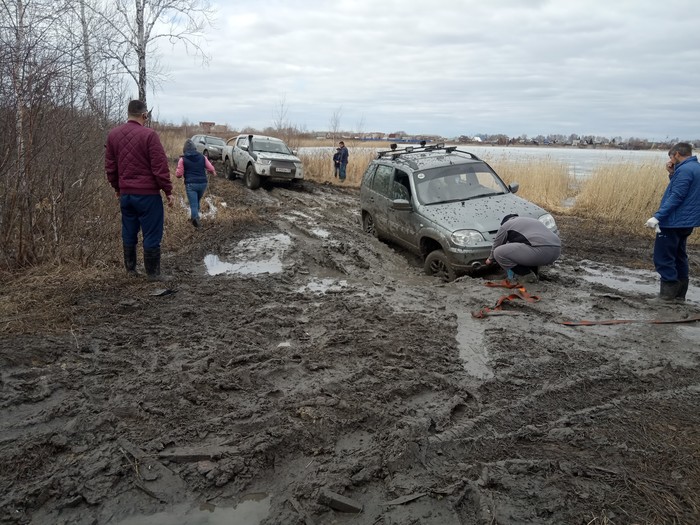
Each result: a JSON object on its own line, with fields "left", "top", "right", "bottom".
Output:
{"left": 257, "top": 159, "right": 272, "bottom": 165}
{"left": 451, "top": 229, "right": 485, "bottom": 246}
{"left": 538, "top": 213, "right": 557, "bottom": 231}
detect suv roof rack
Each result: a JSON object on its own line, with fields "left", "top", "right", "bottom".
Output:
{"left": 377, "top": 143, "right": 481, "bottom": 160}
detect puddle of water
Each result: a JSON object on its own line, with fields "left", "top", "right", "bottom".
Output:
{"left": 296, "top": 278, "right": 348, "bottom": 293}
{"left": 453, "top": 307, "right": 494, "bottom": 379}
{"left": 205, "top": 234, "right": 291, "bottom": 276}
{"left": 114, "top": 494, "right": 271, "bottom": 525}
{"left": 204, "top": 254, "right": 283, "bottom": 276}
{"left": 579, "top": 263, "right": 699, "bottom": 303}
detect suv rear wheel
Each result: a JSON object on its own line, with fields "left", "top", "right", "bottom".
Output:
{"left": 424, "top": 249, "right": 456, "bottom": 282}
{"left": 362, "top": 212, "right": 377, "bottom": 237}
{"left": 245, "top": 164, "right": 261, "bottom": 190}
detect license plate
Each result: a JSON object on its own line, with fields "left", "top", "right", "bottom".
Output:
{"left": 276, "top": 168, "right": 291, "bottom": 173}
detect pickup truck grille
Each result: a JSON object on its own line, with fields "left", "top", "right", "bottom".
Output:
{"left": 270, "top": 160, "right": 297, "bottom": 178}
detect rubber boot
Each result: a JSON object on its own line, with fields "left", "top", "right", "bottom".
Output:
{"left": 676, "top": 279, "right": 689, "bottom": 302}
{"left": 144, "top": 247, "right": 170, "bottom": 282}
{"left": 658, "top": 280, "right": 680, "bottom": 302}
{"left": 123, "top": 244, "right": 138, "bottom": 276}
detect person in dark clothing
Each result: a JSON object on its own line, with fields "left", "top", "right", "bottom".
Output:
{"left": 337, "top": 141, "right": 349, "bottom": 182}
{"left": 645, "top": 142, "right": 700, "bottom": 302}
{"left": 176, "top": 139, "right": 217, "bottom": 228}
{"left": 332, "top": 147, "right": 341, "bottom": 178}
{"left": 105, "top": 99, "right": 174, "bottom": 281}
{"left": 485, "top": 214, "right": 561, "bottom": 284}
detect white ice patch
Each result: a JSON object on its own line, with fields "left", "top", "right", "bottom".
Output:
{"left": 310, "top": 228, "right": 330, "bottom": 238}
{"left": 205, "top": 233, "right": 292, "bottom": 276}
{"left": 297, "top": 278, "right": 348, "bottom": 293}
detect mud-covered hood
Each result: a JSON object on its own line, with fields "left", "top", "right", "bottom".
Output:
{"left": 419, "top": 193, "right": 549, "bottom": 234}
{"left": 255, "top": 151, "right": 300, "bottom": 163}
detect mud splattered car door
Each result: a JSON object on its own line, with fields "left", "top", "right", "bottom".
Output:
{"left": 360, "top": 163, "right": 393, "bottom": 237}
{"left": 385, "top": 169, "right": 420, "bottom": 252}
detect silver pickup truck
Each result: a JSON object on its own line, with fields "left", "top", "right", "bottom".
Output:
{"left": 221, "top": 134, "right": 305, "bottom": 190}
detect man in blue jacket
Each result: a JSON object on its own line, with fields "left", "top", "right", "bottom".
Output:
{"left": 645, "top": 142, "right": 700, "bottom": 301}
{"left": 337, "top": 141, "right": 349, "bottom": 182}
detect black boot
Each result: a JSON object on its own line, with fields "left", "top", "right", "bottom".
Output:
{"left": 144, "top": 247, "right": 170, "bottom": 281}
{"left": 659, "top": 280, "right": 680, "bottom": 301}
{"left": 676, "top": 279, "right": 689, "bottom": 302}
{"left": 123, "top": 244, "right": 138, "bottom": 276}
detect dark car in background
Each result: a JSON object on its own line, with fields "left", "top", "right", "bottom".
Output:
{"left": 191, "top": 134, "right": 226, "bottom": 160}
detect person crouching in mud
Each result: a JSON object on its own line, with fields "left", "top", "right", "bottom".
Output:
{"left": 485, "top": 214, "right": 561, "bottom": 284}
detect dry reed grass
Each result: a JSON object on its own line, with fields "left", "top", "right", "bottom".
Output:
{"left": 299, "top": 148, "right": 378, "bottom": 188}
{"left": 571, "top": 163, "right": 666, "bottom": 231}
{"left": 486, "top": 158, "right": 574, "bottom": 212}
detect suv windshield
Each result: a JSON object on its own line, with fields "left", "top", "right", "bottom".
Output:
{"left": 414, "top": 162, "right": 508, "bottom": 205}
{"left": 208, "top": 137, "right": 225, "bottom": 146}
{"left": 252, "top": 140, "right": 292, "bottom": 154}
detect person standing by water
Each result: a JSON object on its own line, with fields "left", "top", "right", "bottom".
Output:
{"left": 645, "top": 142, "right": 700, "bottom": 302}
{"left": 332, "top": 147, "right": 341, "bottom": 178}
{"left": 176, "top": 139, "right": 217, "bottom": 228}
{"left": 105, "top": 99, "right": 174, "bottom": 281}
{"left": 337, "top": 141, "right": 349, "bottom": 182}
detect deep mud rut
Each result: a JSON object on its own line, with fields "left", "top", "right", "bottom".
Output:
{"left": 2, "top": 177, "right": 700, "bottom": 525}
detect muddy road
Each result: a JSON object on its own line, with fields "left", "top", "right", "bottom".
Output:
{"left": 1, "top": 177, "right": 700, "bottom": 524}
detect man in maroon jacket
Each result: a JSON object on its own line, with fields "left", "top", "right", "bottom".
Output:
{"left": 105, "top": 100, "right": 174, "bottom": 281}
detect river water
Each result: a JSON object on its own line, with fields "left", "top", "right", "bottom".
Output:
{"left": 301, "top": 145, "right": 669, "bottom": 179}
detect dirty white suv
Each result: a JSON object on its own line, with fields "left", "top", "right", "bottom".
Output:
{"left": 221, "top": 134, "right": 304, "bottom": 190}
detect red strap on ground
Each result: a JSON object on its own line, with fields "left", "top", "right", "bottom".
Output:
{"left": 471, "top": 279, "right": 540, "bottom": 319}
{"left": 472, "top": 280, "right": 700, "bottom": 326}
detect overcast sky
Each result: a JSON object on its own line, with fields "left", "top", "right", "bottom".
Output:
{"left": 149, "top": 0, "right": 700, "bottom": 140}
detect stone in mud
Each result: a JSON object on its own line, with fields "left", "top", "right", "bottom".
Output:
{"left": 318, "top": 489, "right": 363, "bottom": 513}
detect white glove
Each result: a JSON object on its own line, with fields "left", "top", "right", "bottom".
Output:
{"left": 645, "top": 217, "right": 659, "bottom": 229}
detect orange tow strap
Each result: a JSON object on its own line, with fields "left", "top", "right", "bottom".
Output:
{"left": 471, "top": 279, "right": 540, "bottom": 319}
{"left": 472, "top": 280, "right": 700, "bottom": 326}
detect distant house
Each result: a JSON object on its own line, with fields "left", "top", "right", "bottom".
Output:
{"left": 199, "top": 121, "right": 215, "bottom": 133}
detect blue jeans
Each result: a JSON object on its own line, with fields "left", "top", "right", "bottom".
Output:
{"left": 185, "top": 182, "right": 207, "bottom": 220}
{"left": 120, "top": 194, "right": 164, "bottom": 250}
{"left": 653, "top": 227, "right": 693, "bottom": 281}
{"left": 339, "top": 162, "right": 347, "bottom": 180}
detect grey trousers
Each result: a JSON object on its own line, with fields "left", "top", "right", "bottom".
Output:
{"left": 493, "top": 243, "right": 560, "bottom": 270}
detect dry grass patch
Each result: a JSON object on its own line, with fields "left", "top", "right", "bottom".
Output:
{"left": 486, "top": 158, "right": 574, "bottom": 212}
{"left": 572, "top": 163, "right": 666, "bottom": 236}
{"left": 300, "top": 148, "right": 378, "bottom": 188}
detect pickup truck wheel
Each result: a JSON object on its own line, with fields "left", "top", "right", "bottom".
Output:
{"left": 224, "top": 159, "right": 234, "bottom": 179}
{"left": 362, "top": 212, "right": 377, "bottom": 237}
{"left": 424, "top": 250, "right": 456, "bottom": 282}
{"left": 245, "top": 164, "right": 261, "bottom": 190}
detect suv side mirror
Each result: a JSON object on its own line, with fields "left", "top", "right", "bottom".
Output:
{"left": 391, "top": 199, "right": 412, "bottom": 211}
{"left": 508, "top": 182, "right": 520, "bottom": 194}
{"left": 240, "top": 145, "right": 248, "bottom": 151}
{"left": 199, "top": 140, "right": 205, "bottom": 145}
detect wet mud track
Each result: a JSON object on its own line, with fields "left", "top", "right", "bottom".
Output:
{"left": 1, "top": 179, "right": 700, "bottom": 524}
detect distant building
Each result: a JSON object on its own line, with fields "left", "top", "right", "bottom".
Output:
{"left": 199, "top": 121, "right": 215, "bottom": 133}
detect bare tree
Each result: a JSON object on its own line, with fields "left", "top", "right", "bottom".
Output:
{"left": 93, "top": 0, "right": 214, "bottom": 108}
{"left": 328, "top": 106, "right": 342, "bottom": 143}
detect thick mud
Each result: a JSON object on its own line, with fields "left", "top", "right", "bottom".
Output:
{"left": 2, "top": 177, "right": 700, "bottom": 524}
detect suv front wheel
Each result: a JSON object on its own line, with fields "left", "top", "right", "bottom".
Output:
{"left": 424, "top": 250, "right": 456, "bottom": 282}
{"left": 245, "top": 164, "right": 261, "bottom": 190}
